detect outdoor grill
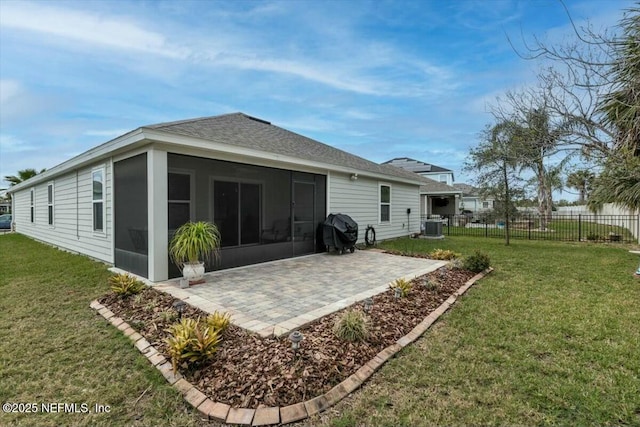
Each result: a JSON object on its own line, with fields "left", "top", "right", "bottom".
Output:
{"left": 322, "top": 213, "right": 358, "bottom": 254}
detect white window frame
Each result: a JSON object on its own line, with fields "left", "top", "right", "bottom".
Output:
{"left": 379, "top": 183, "right": 392, "bottom": 224}
{"left": 92, "top": 166, "right": 106, "bottom": 234}
{"left": 482, "top": 201, "right": 490, "bottom": 209}
{"left": 47, "top": 182, "right": 54, "bottom": 226}
{"left": 439, "top": 174, "right": 448, "bottom": 183}
{"left": 30, "top": 188, "right": 35, "bottom": 223}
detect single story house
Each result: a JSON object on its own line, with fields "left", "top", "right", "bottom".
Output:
{"left": 8, "top": 113, "right": 427, "bottom": 282}
{"left": 382, "top": 157, "right": 462, "bottom": 217}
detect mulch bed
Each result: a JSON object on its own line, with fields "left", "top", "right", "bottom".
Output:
{"left": 99, "top": 266, "right": 476, "bottom": 408}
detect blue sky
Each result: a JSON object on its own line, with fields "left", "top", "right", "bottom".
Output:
{"left": 0, "top": 0, "right": 631, "bottom": 190}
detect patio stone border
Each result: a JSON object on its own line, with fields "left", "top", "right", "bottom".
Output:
{"left": 90, "top": 267, "right": 493, "bottom": 426}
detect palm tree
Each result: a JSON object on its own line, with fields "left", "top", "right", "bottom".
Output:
{"left": 3, "top": 168, "right": 46, "bottom": 201}
{"left": 4, "top": 168, "right": 44, "bottom": 187}
{"left": 516, "top": 108, "right": 572, "bottom": 230}
{"left": 589, "top": 7, "right": 639, "bottom": 212}
{"left": 566, "top": 170, "right": 595, "bottom": 205}
{"left": 599, "top": 7, "right": 640, "bottom": 156}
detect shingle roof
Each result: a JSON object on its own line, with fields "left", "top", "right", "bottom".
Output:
{"left": 453, "top": 183, "right": 479, "bottom": 196}
{"left": 419, "top": 178, "right": 460, "bottom": 194}
{"left": 145, "top": 113, "right": 425, "bottom": 183}
{"left": 382, "top": 157, "right": 452, "bottom": 173}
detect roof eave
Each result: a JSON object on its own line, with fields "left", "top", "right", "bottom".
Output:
{"left": 8, "top": 129, "right": 146, "bottom": 193}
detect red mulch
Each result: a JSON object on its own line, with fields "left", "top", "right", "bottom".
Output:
{"left": 99, "top": 266, "right": 476, "bottom": 408}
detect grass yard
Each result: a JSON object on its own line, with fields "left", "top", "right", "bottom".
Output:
{"left": 316, "top": 237, "right": 640, "bottom": 426}
{"left": 0, "top": 234, "right": 209, "bottom": 427}
{"left": 1, "top": 233, "right": 639, "bottom": 426}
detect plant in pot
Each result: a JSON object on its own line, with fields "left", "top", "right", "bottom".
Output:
{"left": 169, "top": 221, "right": 221, "bottom": 285}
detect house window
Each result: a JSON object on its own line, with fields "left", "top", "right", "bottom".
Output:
{"left": 213, "top": 181, "right": 261, "bottom": 247}
{"left": 47, "top": 183, "right": 54, "bottom": 225}
{"left": 380, "top": 184, "right": 391, "bottom": 223}
{"left": 482, "top": 201, "right": 489, "bottom": 209}
{"left": 92, "top": 168, "right": 105, "bottom": 232}
{"left": 439, "top": 174, "right": 448, "bottom": 183}
{"left": 168, "top": 172, "right": 193, "bottom": 230}
{"left": 30, "top": 189, "right": 34, "bottom": 223}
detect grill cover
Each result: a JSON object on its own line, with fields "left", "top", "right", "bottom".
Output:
{"left": 322, "top": 213, "right": 358, "bottom": 251}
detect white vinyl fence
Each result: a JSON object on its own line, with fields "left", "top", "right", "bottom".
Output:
{"left": 555, "top": 204, "right": 640, "bottom": 243}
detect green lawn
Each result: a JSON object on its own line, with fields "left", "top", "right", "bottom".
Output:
{"left": 318, "top": 237, "right": 640, "bottom": 426}
{"left": 0, "top": 234, "right": 207, "bottom": 427}
{"left": 1, "top": 234, "right": 639, "bottom": 426}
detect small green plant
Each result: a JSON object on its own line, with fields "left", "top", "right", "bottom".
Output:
{"left": 586, "top": 232, "right": 601, "bottom": 241}
{"left": 206, "top": 311, "right": 231, "bottom": 333}
{"left": 165, "top": 317, "right": 221, "bottom": 372}
{"left": 429, "top": 249, "right": 462, "bottom": 260}
{"left": 169, "top": 221, "right": 221, "bottom": 267}
{"left": 449, "top": 258, "right": 464, "bottom": 270}
{"left": 423, "top": 279, "right": 440, "bottom": 292}
{"left": 463, "top": 251, "right": 491, "bottom": 273}
{"left": 109, "top": 273, "right": 145, "bottom": 297}
{"left": 333, "top": 309, "right": 369, "bottom": 342}
{"left": 389, "top": 277, "right": 412, "bottom": 297}
{"left": 157, "top": 310, "right": 177, "bottom": 323}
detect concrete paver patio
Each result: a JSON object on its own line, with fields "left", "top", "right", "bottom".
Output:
{"left": 153, "top": 250, "right": 447, "bottom": 337}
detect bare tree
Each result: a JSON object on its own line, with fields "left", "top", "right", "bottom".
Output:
{"left": 510, "top": 4, "right": 639, "bottom": 210}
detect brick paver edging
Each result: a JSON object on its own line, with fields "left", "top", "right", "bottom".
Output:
{"left": 90, "top": 267, "right": 493, "bottom": 425}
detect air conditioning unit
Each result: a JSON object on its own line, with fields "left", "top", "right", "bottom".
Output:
{"left": 423, "top": 220, "right": 444, "bottom": 239}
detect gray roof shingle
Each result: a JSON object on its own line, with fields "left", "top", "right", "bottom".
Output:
{"left": 145, "top": 113, "right": 425, "bottom": 183}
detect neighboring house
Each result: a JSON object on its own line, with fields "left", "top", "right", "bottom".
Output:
{"left": 383, "top": 157, "right": 455, "bottom": 185}
{"left": 8, "top": 113, "right": 426, "bottom": 282}
{"left": 383, "top": 158, "right": 461, "bottom": 217}
{"left": 453, "top": 183, "right": 495, "bottom": 212}
{"left": 0, "top": 190, "right": 10, "bottom": 213}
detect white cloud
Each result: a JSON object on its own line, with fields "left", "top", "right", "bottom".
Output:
{"left": 0, "top": 134, "right": 37, "bottom": 153}
{"left": 84, "top": 129, "right": 129, "bottom": 138}
{"left": 0, "top": 2, "right": 188, "bottom": 58}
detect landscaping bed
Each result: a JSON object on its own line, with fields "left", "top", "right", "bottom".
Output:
{"left": 99, "top": 266, "right": 476, "bottom": 408}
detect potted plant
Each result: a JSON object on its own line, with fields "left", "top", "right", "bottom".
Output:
{"left": 169, "top": 221, "right": 221, "bottom": 284}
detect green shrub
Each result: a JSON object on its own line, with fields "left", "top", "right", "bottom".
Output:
{"left": 109, "top": 273, "right": 145, "bottom": 297}
{"left": 463, "top": 251, "right": 491, "bottom": 273}
{"left": 586, "top": 232, "right": 601, "bottom": 241}
{"left": 206, "top": 311, "right": 231, "bottom": 333}
{"left": 423, "top": 279, "right": 440, "bottom": 292}
{"left": 429, "top": 249, "right": 462, "bottom": 260}
{"left": 449, "top": 258, "right": 464, "bottom": 270}
{"left": 389, "top": 277, "right": 412, "bottom": 297}
{"left": 165, "top": 317, "right": 221, "bottom": 372}
{"left": 333, "top": 309, "right": 369, "bottom": 342}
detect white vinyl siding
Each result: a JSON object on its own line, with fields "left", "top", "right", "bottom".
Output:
{"left": 329, "top": 173, "right": 420, "bottom": 243}
{"left": 12, "top": 161, "right": 113, "bottom": 263}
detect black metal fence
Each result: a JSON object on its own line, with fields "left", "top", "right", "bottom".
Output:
{"left": 420, "top": 214, "right": 640, "bottom": 243}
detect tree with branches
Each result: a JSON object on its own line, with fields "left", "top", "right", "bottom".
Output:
{"left": 465, "top": 121, "right": 524, "bottom": 245}
{"left": 566, "top": 169, "right": 595, "bottom": 204}
{"left": 512, "top": 4, "right": 639, "bottom": 210}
